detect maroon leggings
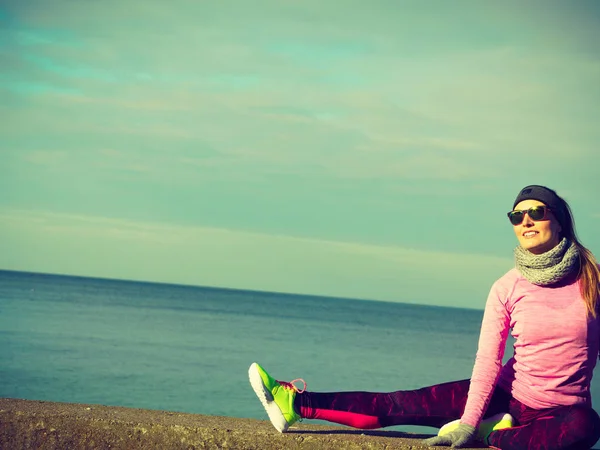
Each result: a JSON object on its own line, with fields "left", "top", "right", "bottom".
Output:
{"left": 294, "top": 379, "right": 600, "bottom": 450}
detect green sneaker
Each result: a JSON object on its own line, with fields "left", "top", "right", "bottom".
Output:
{"left": 248, "top": 362, "right": 306, "bottom": 432}
{"left": 438, "top": 412, "right": 514, "bottom": 444}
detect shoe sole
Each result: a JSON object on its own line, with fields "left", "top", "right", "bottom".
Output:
{"left": 248, "top": 363, "right": 289, "bottom": 433}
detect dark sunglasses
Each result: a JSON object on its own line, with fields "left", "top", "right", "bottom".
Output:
{"left": 507, "top": 206, "right": 551, "bottom": 225}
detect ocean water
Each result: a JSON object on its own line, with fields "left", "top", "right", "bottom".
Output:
{"left": 1, "top": 269, "right": 600, "bottom": 443}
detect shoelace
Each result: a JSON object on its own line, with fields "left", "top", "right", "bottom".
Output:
{"left": 277, "top": 378, "right": 306, "bottom": 394}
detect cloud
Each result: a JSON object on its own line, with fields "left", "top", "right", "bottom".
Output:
{"left": 23, "top": 150, "right": 68, "bottom": 165}
{"left": 1, "top": 0, "right": 598, "bottom": 263}
{"left": 4, "top": 3, "right": 598, "bottom": 194}
{"left": 0, "top": 209, "right": 513, "bottom": 308}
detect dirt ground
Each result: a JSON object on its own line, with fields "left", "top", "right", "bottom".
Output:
{"left": 0, "top": 398, "right": 486, "bottom": 449}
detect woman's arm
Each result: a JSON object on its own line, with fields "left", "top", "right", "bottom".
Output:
{"left": 460, "top": 280, "right": 512, "bottom": 427}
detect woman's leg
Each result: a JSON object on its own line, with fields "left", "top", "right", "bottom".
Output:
{"left": 295, "top": 379, "right": 510, "bottom": 429}
{"left": 488, "top": 403, "right": 600, "bottom": 450}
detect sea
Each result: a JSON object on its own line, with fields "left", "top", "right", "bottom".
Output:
{"left": 2, "top": 269, "right": 600, "bottom": 445}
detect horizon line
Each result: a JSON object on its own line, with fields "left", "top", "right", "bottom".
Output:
{"left": 0, "top": 268, "right": 485, "bottom": 312}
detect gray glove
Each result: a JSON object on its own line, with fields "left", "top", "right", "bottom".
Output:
{"left": 423, "top": 423, "right": 476, "bottom": 448}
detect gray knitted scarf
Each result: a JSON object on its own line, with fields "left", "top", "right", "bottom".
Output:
{"left": 514, "top": 238, "right": 580, "bottom": 286}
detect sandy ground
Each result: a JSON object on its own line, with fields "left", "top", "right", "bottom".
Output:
{"left": 0, "top": 398, "right": 486, "bottom": 449}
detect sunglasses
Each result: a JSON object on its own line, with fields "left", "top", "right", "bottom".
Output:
{"left": 507, "top": 206, "right": 551, "bottom": 225}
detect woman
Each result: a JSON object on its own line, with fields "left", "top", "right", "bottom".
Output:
{"left": 248, "top": 185, "right": 600, "bottom": 449}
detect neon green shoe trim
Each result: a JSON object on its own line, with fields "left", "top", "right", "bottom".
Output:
{"left": 478, "top": 413, "right": 513, "bottom": 443}
{"left": 249, "top": 362, "right": 305, "bottom": 432}
{"left": 439, "top": 413, "right": 514, "bottom": 443}
{"left": 257, "top": 363, "right": 302, "bottom": 423}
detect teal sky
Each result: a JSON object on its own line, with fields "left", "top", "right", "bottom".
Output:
{"left": 1, "top": 1, "right": 599, "bottom": 309}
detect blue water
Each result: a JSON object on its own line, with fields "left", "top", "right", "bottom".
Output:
{"left": 1, "top": 269, "right": 600, "bottom": 442}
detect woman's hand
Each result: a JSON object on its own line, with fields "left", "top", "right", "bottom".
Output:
{"left": 423, "top": 423, "right": 476, "bottom": 448}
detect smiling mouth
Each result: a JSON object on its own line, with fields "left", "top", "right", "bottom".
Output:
{"left": 523, "top": 231, "right": 538, "bottom": 238}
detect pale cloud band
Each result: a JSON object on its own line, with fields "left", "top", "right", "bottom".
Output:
{"left": 0, "top": 210, "right": 512, "bottom": 309}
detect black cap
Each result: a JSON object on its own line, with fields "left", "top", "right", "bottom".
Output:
{"left": 513, "top": 185, "right": 566, "bottom": 224}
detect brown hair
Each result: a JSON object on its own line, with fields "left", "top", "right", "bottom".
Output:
{"left": 556, "top": 196, "right": 600, "bottom": 318}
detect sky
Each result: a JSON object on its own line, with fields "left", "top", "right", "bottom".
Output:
{"left": 1, "top": 0, "right": 599, "bottom": 309}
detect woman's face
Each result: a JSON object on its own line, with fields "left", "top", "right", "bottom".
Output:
{"left": 512, "top": 199, "right": 562, "bottom": 254}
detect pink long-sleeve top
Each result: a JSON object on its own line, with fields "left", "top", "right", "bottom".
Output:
{"left": 461, "top": 268, "right": 600, "bottom": 428}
